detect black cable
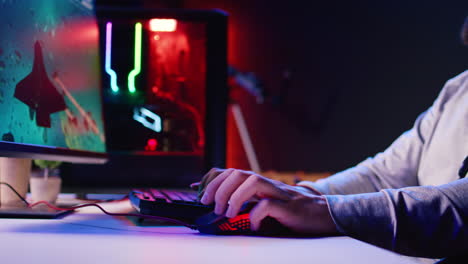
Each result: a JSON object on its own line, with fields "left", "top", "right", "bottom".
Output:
{"left": 0, "top": 181, "right": 196, "bottom": 229}
{"left": 0, "top": 182, "right": 30, "bottom": 205}
{"left": 30, "top": 201, "right": 197, "bottom": 229}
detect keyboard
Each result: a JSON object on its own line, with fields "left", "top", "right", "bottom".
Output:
{"left": 129, "top": 188, "right": 214, "bottom": 224}
{"left": 129, "top": 188, "right": 293, "bottom": 236}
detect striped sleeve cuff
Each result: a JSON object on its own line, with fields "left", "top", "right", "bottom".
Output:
{"left": 324, "top": 192, "right": 396, "bottom": 250}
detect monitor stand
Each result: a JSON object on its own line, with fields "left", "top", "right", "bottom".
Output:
{"left": 0, "top": 157, "right": 72, "bottom": 219}
{"left": 0, "top": 204, "right": 73, "bottom": 219}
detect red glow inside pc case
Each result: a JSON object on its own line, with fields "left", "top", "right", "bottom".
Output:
{"left": 103, "top": 18, "right": 207, "bottom": 154}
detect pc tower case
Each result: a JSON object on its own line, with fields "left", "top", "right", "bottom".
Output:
{"left": 62, "top": 8, "right": 228, "bottom": 189}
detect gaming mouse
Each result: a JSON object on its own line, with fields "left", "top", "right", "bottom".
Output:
{"left": 194, "top": 203, "right": 292, "bottom": 236}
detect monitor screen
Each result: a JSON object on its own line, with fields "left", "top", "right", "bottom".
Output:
{"left": 0, "top": 0, "right": 106, "bottom": 163}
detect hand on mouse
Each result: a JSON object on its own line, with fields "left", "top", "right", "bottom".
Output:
{"left": 191, "top": 168, "right": 322, "bottom": 200}
{"left": 197, "top": 168, "right": 339, "bottom": 236}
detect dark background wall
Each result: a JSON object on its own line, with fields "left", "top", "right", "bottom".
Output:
{"left": 97, "top": 0, "right": 467, "bottom": 174}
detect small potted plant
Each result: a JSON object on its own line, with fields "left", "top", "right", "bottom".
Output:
{"left": 30, "top": 160, "right": 63, "bottom": 204}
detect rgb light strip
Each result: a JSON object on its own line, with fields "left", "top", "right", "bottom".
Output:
{"left": 128, "top": 22, "right": 142, "bottom": 94}
{"left": 105, "top": 22, "right": 119, "bottom": 93}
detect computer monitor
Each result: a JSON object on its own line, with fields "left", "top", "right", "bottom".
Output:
{"left": 0, "top": 0, "right": 107, "bottom": 217}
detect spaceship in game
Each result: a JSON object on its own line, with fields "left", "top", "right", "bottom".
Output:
{"left": 14, "top": 41, "right": 66, "bottom": 128}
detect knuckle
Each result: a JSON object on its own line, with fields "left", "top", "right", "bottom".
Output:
{"left": 206, "top": 167, "right": 219, "bottom": 177}
{"left": 223, "top": 168, "right": 235, "bottom": 177}
{"left": 222, "top": 169, "right": 248, "bottom": 184}
{"left": 230, "top": 169, "right": 246, "bottom": 180}
{"left": 209, "top": 168, "right": 224, "bottom": 179}
{"left": 247, "top": 174, "right": 264, "bottom": 185}
{"left": 258, "top": 198, "right": 272, "bottom": 208}
{"left": 206, "top": 168, "right": 217, "bottom": 177}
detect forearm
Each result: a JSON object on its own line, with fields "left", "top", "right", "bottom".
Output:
{"left": 297, "top": 126, "right": 425, "bottom": 195}
{"left": 297, "top": 156, "right": 420, "bottom": 195}
{"left": 325, "top": 178, "right": 468, "bottom": 258}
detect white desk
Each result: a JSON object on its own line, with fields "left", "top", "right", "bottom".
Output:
{"left": 0, "top": 198, "right": 436, "bottom": 264}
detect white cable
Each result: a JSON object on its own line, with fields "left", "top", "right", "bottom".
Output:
{"left": 230, "top": 104, "right": 261, "bottom": 173}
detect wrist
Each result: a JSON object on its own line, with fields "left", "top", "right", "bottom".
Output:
{"left": 295, "top": 182, "right": 323, "bottom": 195}
{"left": 317, "top": 196, "right": 339, "bottom": 235}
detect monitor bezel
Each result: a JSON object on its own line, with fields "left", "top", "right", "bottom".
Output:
{"left": 0, "top": 141, "right": 107, "bottom": 164}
